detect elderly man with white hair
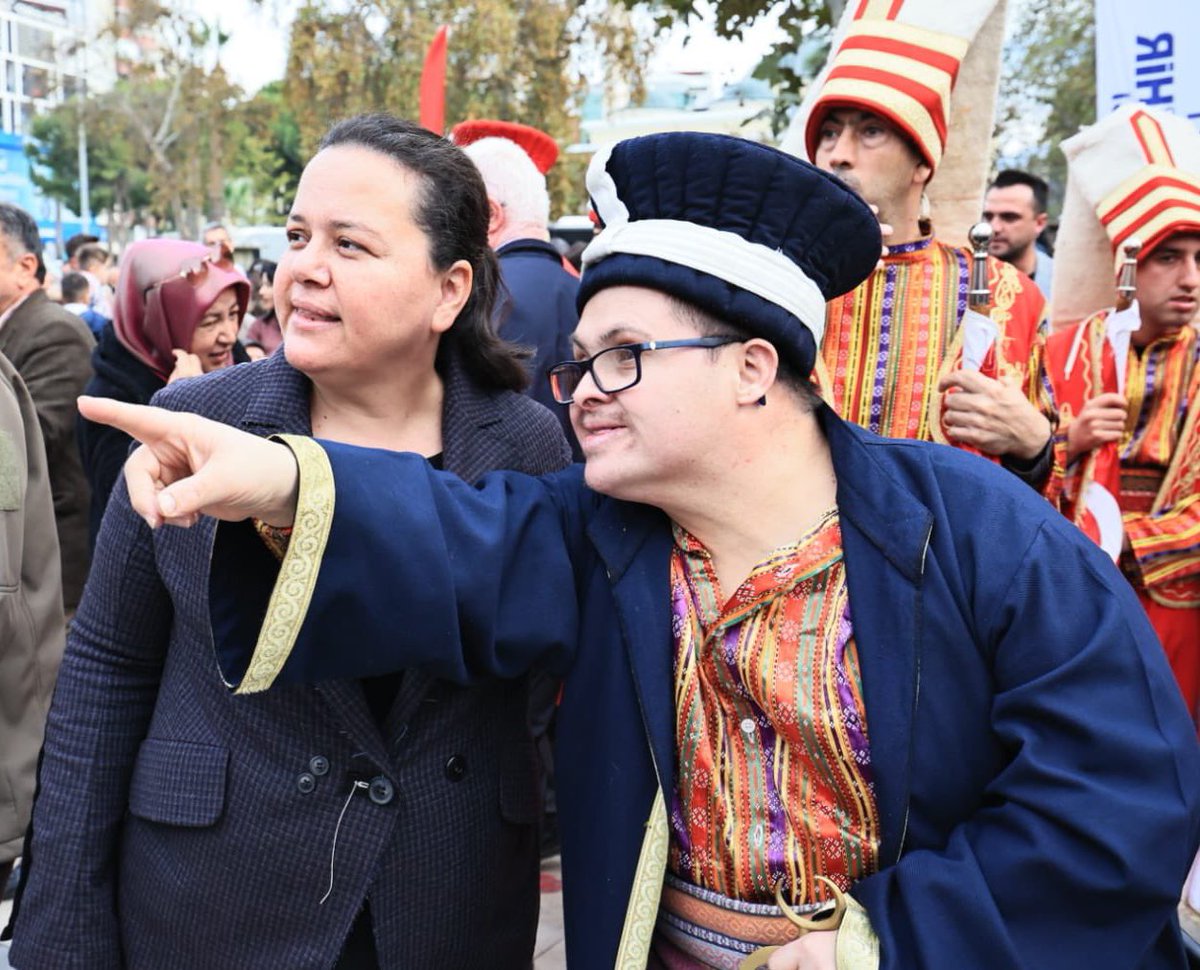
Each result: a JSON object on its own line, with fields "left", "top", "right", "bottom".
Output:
{"left": 456, "top": 121, "right": 581, "bottom": 456}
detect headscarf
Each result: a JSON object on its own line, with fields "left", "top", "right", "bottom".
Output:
{"left": 113, "top": 239, "right": 251, "bottom": 381}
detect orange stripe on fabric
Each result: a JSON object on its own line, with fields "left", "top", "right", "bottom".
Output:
{"left": 838, "top": 34, "right": 961, "bottom": 80}
{"left": 886, "top": 0, "right": 904, "bottom": 18}
{"left": 826, "top": 65, "right": 947, "bottom": 142}
{"left": 820, "top": 240, "right": 963, "bottom": 441}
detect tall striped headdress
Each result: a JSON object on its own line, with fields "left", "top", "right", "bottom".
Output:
{"left": 1053, "top": 104, "right": 1200, "bottom": 326}
{"left": 795, "top": 0, "right": 1002, "bottom": 172}
{"left": 1078, "top": 106, "right": 1200, "bottom": 259}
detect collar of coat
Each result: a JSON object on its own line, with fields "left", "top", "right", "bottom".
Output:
{"left": 586, "top": 403, "right": 934, "bottom": 587}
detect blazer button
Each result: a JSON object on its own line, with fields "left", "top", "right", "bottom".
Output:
{"left": 297, "top": 772, "right": 316, "bottom": 794}
{"left": 368, "top": 776, "right": 395, "bottom": 805}
{"left": 444, "top": 755, "right": 467, "bottom": 782}
{"left": 309, "top": 756, "right": 330, "bottom": 777}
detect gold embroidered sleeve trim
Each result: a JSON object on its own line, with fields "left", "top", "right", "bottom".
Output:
{"left": 615, "top": 787, "right": 669, "bottom": 970}
{"left": 836, "top": 894, "right": 881, "bottom": 970}
{"left": 235, "top": 434, "right": 334, "bottom": 695}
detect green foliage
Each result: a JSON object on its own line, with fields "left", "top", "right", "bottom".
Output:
{"left": 282, "top": 0, "right": 649, "bottom": 215}
{"left": 995, "top": 0, "right": 1096, "bottom": 216}
{"left": 25, "top": 96, "right": 151, "bottom": 234}
{"left": 618, "top": 0, "right": 836, "bottom": 137}
{"left": 26, "top": 0, "right": 648, "bottom": 230}
{"left": 226, "top": 81, "right": 304, "bottom": 222}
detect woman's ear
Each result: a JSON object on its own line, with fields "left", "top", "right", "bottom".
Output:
{"left": 431, "top": 259, "right": 473, "bottom": 334}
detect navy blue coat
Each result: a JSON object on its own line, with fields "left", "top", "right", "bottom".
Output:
{"left": 13, "top": 349, "right": 571, "bottom": 970}
{"left": 495, "top": 237, "right": 581, "bottom": 458}
{"left": 221, "top": 403, "right": 1200, "bottom": 969}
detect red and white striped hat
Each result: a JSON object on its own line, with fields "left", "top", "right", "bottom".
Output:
{"left": 1052, "top": 104, "right": 1200, "bottom": 326}
{"left": 798, "top": 0, "right": 1002, "bottom": 171}
{"left": 1067, "top": 104, "right": 1200, "bottom": 260}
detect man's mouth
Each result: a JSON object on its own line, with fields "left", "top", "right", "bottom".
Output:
{"left": 576, "top": 419, "right": 625, "bottom": 447}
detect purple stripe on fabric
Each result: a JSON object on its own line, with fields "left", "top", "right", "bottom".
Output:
{"left": 954, "top": 248, "right": 969, "bottom": 326}
{"left": 834, "top": 602, "right": 873, "bottom": 782}
{"left": 869, "top": 263, "right": 899, "bottom": 433}
{"left": 1125, "top": 346, "right": 1163, "bottom": 460}
{"left": 669, "top": 572, "right": 696, "bottom": 863}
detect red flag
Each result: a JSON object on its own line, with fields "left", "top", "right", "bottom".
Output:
{"left": 419, "top": 26, "right": 448, "bottom": 134}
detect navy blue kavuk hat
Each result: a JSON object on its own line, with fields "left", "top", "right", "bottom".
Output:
{"left": 578, "top": 131, "right": 881, "bottom": 378}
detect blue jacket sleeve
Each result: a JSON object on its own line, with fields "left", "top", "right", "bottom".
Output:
{"left": 854, "top": 522, "right": 1200, "bottom": 969}
{"left": 219, "top": 443, "right": 587, "bottom": 690}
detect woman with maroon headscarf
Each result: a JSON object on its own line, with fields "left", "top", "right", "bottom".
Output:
{"left": 77, "top": 239, "right": 250, "bottom": 547}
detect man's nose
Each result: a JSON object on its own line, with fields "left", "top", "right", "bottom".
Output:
{"left": 1180, "top": 257, "right": 1200, "bottom": 289}
{"left": 570, "top": 366, "right": 609, "bottom": 407}
{"left": 827, "top": 129, "right": 856, "bottom": 167}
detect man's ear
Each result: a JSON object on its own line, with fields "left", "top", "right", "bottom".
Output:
{"left": 734, "top": 338, "right": 781, "bottom": 406}
{"left": 18, "top": 251, "right": 39, "bottom": 284}
{"left": 487, "top": 198, "right": 505, "bottom": 238}
{"left": 1035, "top": 212, "right": 1049, "bottom": 233}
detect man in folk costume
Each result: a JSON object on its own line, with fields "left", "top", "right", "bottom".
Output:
{"left": 1045, "top": 103, "right": 1200, "bottom": 727}
{"left": 785, "top": 0, "right": 1064, "bottom": 500}
{"left": 79, "top": 131, "right": 1200, "bottom": 970}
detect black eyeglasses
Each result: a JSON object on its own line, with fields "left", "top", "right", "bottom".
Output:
{"left": 547, "top": 337, "right": 739, "bottom": 405}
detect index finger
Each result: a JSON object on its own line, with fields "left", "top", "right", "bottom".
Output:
{"left": 938, "top": 369, "right": 993, "bottom": 393}
{"left": 78, "top": 396, "right": 186, "bottom": 447}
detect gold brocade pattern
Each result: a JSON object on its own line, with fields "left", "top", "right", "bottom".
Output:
{"left": 616, "top": 788, "right": 670, "bottom": 970}
{"left": 236, "top": 434, "right": 335, "bottom": 695}
{"left": 836, "top": 896, "right": 881, "bottom": 970}
{"left": 988, "top": 257, "right": 1024, "bottom": 369}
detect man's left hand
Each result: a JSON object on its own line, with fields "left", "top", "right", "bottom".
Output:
{"left": 938, "top": 370, "right": 1051, "bottom": 460}
{"left": 765, "top": 929, "right": 838, "bottom": 970}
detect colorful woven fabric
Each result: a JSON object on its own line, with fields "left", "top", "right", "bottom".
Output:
{"left": 667, "top": 510, "right": 879, "bottom": 908}
{"left": 650, "top": 873, "right": 832, "bottom": 969}
{"left": 817, "top": 237, "right": 1062, "bottom": 499}
{"left": 1119, "top": 324, "right": 1200, "bottom": 603}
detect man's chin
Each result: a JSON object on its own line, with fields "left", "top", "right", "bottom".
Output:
{"left": 582, "top": 458, "right": 643, "bottom": 502}
{"left": 830, "top": 171, "right": 863, "bottom": 195}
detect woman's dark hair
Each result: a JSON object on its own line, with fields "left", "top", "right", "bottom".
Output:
{"left": 251, "top": 259, "right": 277, "bottom": 284}
{"left": 319, "top": 113, "right": 530, "bottom": 392}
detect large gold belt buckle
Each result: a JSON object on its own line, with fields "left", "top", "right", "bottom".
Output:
{"left": 737, "top": 876, "right": 848, "bottom": 970}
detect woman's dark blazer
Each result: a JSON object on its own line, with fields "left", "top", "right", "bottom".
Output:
{"left": 14, "top": 347, "right": 571, "bottom": 970}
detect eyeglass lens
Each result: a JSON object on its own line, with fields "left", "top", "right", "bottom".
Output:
{"left": 550, "top": 345, "right": 642, "bottom": 403}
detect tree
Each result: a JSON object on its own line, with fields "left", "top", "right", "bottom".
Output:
{"left": 100, "top": 0, "right": 249, "bottom": 238}
{"left": 26, "top": 0, "right": 307, "bottom": 237}
{"left": 225, "top": 81, "right": 305, "bottom": 224}
{"left": 25, "top": 97, "right": 153, "bottom": 248}
{"left": 993, "top": 0, "right": 1095, "bottom": 215}
{"left": 281, "top": 0, "right": 649, "bottom": 215}
{"left": 620, "top": 0, "right": 836, "bottom": 135}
